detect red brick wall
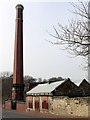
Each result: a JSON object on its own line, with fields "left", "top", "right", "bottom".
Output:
{"left": 35, "top": 96, "right": 39, "bottom": 101}
{"left": 34, "top": 96, "right": 39, "bottom": 111}
{"left": 42, "top": 96, "right": 48, "bottom": 101}
{"left": 29, "top": 96, "right": 33, "bottom": 101}
{"left": 26, "top": 96, "right": 49, "bottom": 112}
{"left": 5, "top": 100, "right": 11, "bottom": 110}
{"left": 26, "top": 96, "right": 32, "bottom": 102}
{"left": 28, "top": 96, "right": 33, "bottom": 109}
{"left": 17, "top": 102, "right": 26, "bottom": 111}
{"left": 41, "top": 96, "right": 48, "bottom": 112}
{"left": 26, "top": 96, "right": 33, "bottom": 109}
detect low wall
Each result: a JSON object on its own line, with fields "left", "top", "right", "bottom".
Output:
{"left": 17, "top": 101, "right": 26, "bottom": 111}
{"left": 88, "top": 97, "right": 90, "bottom": 118}
{"left": 49, "top": 96, "right": 89, "bottom": 117}
{"left": 5, "top": 100, "right": 11, "bottom": 110}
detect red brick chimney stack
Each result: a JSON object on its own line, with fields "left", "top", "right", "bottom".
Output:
{"left": 12, "top": 4, "right": 24, "bottom": 101}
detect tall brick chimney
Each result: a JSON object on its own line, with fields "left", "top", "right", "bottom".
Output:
{"left": 12, "top": 4, "right": 24, "bottom": 101}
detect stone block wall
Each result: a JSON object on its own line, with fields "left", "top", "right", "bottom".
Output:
{"left": 48, "top": 96, "right": 68, "bottom": 115}
{"left": 26, "top": 96, "right": 89, "bottom": 117}
{"left": 49, "top": 96, "right": 89, "bottom": 117}
{"left": 88, "top": 97, "right": 90, "bottom": 118}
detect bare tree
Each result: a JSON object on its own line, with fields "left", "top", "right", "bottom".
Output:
{"left": 48, "top": 1, "right": 90, "bottom": 81}
{"left": 49, "top": 1, "right": 90, "bottom": 57}
{"left": 0, "top": 71, "right": 12, "bottom": 78}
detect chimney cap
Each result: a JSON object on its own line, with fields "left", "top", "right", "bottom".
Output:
{"left": 15, "top": 4, "right": 24, "bottom": 10}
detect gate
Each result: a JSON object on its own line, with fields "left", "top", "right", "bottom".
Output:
{"left": 11, "top": 100, "right": 16, "bottom": 110}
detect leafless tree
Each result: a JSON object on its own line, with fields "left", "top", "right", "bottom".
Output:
{"left": 0, "top": 71, "right": 12, "bottom": 78}
{"left": 49, "top": 1, "right": 90, "bottom": 57}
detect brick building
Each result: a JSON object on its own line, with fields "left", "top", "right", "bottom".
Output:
{"left": 26, "top": 79, "right": 79, "bottom": 112}
{"left": 26, "top": 79, "right": 90, "bottom": 117}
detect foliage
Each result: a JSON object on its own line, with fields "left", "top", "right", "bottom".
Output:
{"left": 1, "top": 73, "right": 37, "bottom": 103}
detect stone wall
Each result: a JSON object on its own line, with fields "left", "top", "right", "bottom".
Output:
{"left": 49, "top": 96, "right": 89, "bottom": 117}
{"left": 26, "top": 96, "right": 89, "bottom": 117}
{"left": 88, "top": 97, "right": 90, "bottom": 118}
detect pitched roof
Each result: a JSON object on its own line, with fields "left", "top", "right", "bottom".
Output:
{"left": 26, "top": 80, "right": 64, "bottom": 95}
{"left": 79, "top": 79, "right": 90, "bottom": 91}
{"left": 78, "top": 79, "right": 90, "bottom": 96}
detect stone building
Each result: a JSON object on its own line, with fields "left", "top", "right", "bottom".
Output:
{"left": 26, "top": 80, "right": 65, "bottom": 112}
{"left": 26, "top": 79, "right": 90, "bottom": 117}
{"left": 52, "top": 78, "right": 80, "bottom": 97}
{"left": 78, "top": 79, "right": 90, "bottom": 96}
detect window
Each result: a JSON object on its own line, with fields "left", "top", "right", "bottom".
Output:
{"left": 42, "top": 100, "right": 48, "bottom": 109}
{"left": 29, "top": 101, "right": 33, "bottom": 108}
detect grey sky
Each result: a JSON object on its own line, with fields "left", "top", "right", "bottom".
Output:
{"left": 0, "top": 0, "right": 87, "bottom": 83}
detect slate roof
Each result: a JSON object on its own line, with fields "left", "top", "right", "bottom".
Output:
{"left": 78, "top": 79, "right": 90, "bottom": 96}
{"left": 26, "top": 79, "right": 90, "bottom": 97}
{"left": 26, "top": 80, "right": 64, "bottom": 95}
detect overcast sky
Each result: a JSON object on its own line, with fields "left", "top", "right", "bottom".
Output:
{"left": 0, "top": 0, "right": 87, "bottom": 83}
